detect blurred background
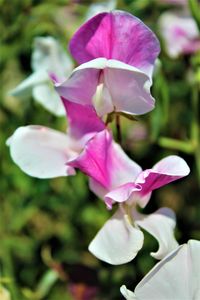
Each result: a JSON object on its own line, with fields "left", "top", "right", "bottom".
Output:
{"left": 0, "top": 0, "right": 200, "bottom": 299}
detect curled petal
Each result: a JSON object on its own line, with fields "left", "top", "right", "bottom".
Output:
{"left": 135, "top": 207, "right": 178, "bottom": 260}
{"left": 105, "top": 183, "right": 141, "bottom": 209}
{"left": 121, "top": 240, "right": 200, "bottom": 300}
{"left": 7, "top": 126, "right": 77, "bottom": 178}
{"left": 136, "top": 155, "right": 190, "bottom": 195}
{"left": 120, "top": 285, "right": 136, "bottom": 300}
{"left": 69, "top": 11, "right": 160, "bottom": 76}
{"left": 89, "top": 208, "right": 144, "bottom": 265}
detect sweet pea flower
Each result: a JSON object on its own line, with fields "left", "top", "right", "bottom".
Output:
{"left": 55, "top": 11, "right": 160, "bottom": 117}
{"left": 10, "top": 37, "right": 73, "bottom": 116}
{"left": 121, "top": 239, "right": 200, "bottom": 300}
{"left": 7, "top": 100, "right": 105, "bottom": 178}
{"left": 159, "top": 11, "right": 200, "bottom": 58}
{"left": 67, "top": 130, "right": 190, "bottom": 264}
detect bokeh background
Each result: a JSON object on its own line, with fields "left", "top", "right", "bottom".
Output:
{"left": 0, "top": 0, "right": 200, "bottom": 299}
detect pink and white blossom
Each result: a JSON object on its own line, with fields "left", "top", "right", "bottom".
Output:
{"left": 159, "top": 11, "right": 200, "bottom": 58}
{"left": 55, "top": 11, "right": 160, "bottom": 117}
{"left": 67, "top": 130, "right": 189, "bottom": 264}
{"left": 10, "top": 37, "right": 73, "bottom": 116}
{"left": 121, "top": 239, "right": 200, "bottom": 300}
{"left": 7, "top": 101, "right": 105, "bottom": 178}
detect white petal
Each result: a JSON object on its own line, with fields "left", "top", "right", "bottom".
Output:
{"left": 125, "top": 240, "right": 200, "bottom": 300}
{"left": 104, "top": 60, "right": 155, "bottom": 115}
{"left": 10, "top": 70, "right": 48, "bottom": 97}
{"left": 120, "top": 285, "right": 136, "bottom": 300}
{"left": 7, "top": 126, "right": 77, "bottom": 178}
{"left": 89, "top": 208, "right": 144, "bottom": 265}
{"left": 33, "top": 84, "right": 65, "bottom": 116}
{"left": 135, "top": 207, "right": 178, "bottom": 260}
{"left": 32, "top": 36, "right": 73, "bottom": 80}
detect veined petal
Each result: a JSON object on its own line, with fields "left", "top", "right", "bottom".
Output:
{"left": 69, "top": 11, "right": 160, "bottom": 76}
{"left": 89, "top": 207, "right": 144, "bottom": 265}
{"left": 135, "top": 207, "right": 178, "bottom": 260}
{"left": 121, "top": 240, "right": 200, "bottom": 300}
{"left": 136, "top": 155, "right": 190, "bottom": 195}
{"left": 7, "top": 126, "right": 77, "bottom": 178}
{"left": 61, "top": 99, "right": 105, "bottom": 140}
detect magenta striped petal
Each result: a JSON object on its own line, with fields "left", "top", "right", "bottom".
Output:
{"left": 69, "top": 11, "right": 160, "bottom": 75}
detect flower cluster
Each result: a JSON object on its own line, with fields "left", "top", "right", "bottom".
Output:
{"left": 8, "top": 9, "right": 194, "bottom": 298}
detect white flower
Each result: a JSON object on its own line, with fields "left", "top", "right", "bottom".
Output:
{"left": 121, "top": 239, "right": 200, "bottom": 300}
{"left": 10, "top": 36, "right": 73, "bottom": 116}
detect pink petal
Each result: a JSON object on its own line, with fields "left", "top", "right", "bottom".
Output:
{"left": 7, "top": 126, "right": 77, "bottom": 178}
{"left": 136, "top": 155, "right": 190, "bottom": 195}
{"left": 68, "top": 130, "right": 142, "bottom": 193}
{"left": 68, "top": 130, "right": 112, "bottom": 188}
{"left": 61, "top": 98, "right": 105, "bottom": 140}
{"left": 69, "top": 11, "right": 160, "bottom": 75}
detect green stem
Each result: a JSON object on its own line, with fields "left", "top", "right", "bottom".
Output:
{"left": 158, "top": 137, "right": 194, "bottom": 154}
{"left": 191, "top": 84, "right": 200, "bottom": 183}
{"left": 116, "top": 114, "right": 122, "bottom": 144}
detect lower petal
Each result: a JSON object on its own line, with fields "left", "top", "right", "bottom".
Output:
{"left": 89, "top": 207, "right": 144, "bottom": 265}
{"left": 135, "top": 207, "right": 178, "bottom": 260}
{"left": 7, "top": 126, "right": 77, "bottom": 178}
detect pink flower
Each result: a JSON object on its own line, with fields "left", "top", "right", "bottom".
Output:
{"left": 55, "top": 11, "right": 160, "bottom": 117}
{"left": 7, "top": 100, "right": 105, "bottom": 179}
{"left": 159, "top": 11, "right": 200, "bottom": 58}
{"left": 68, "top": 130, "right": 190, "bottom": 264}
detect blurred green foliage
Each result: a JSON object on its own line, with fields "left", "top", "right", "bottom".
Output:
{"left": 0, "top": 0, "right": 200, "bottom": 299}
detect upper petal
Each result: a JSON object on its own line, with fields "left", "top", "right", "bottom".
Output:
{"left": 89, "top": 207, "right": 144, "bottom": 265}
{"left": 136, "top": 155, "right": 190, "bottom": 195}
{"left": 7, "top": 126, "right": 77, "bottom": 178}
{"left": 121, "top": 240, "right": 200, "bottom": 300}
{"left": 69, "top": 11, "right": 160, "bottom": 76}
{"left": 135, "top": 207, "right": 178, "bottom": 260}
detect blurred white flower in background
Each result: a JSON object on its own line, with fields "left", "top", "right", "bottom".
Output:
{"left": 10, "top": 36, "right": 73, "bottom": 116}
